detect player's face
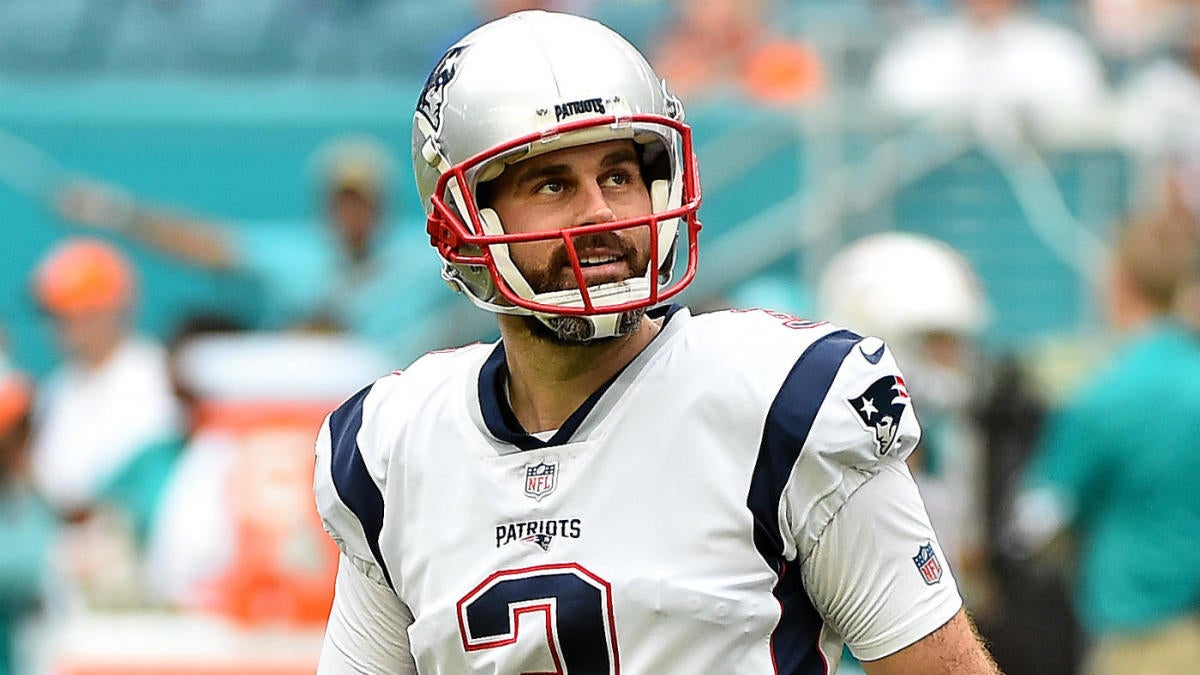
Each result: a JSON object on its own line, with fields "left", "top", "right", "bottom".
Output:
{"left": 962, "top": 0, "right": 1015, "bottom": 22}
{"left": 486, "top": 140, "right": 653, "bottom": 295}
{"left": 329, "top": 188, "right": 379, "bottom": 257}
{"left": 51, "top": 308, "right": 126, "bottom": 366}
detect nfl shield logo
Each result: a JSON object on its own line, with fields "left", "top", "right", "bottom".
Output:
{"left": 524, "top": 460, "right": 558, "bottom": 501}
{"left": 912, "top": 543, "right": 943, "bottom": 585}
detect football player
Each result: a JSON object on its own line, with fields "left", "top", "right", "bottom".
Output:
{"left": 314, "top": 10, "right": 999, "bottom": 674}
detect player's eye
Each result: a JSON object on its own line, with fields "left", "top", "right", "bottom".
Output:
{"left": 602, "top": 170, "right": 634, "bottom": 187}
{"left": 535, "top": 180, "right": 565, "bottom": 195}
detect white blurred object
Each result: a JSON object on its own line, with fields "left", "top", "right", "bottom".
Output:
{"left": 175, "top": 331, "right": 391, "bottom": 403}
{"left": 142, "top": 332, "right": 361, "bottom": 620}
{"left": 871, "top": 11, "right": 1113, "bottom": 144}
{"left": 816, "top": 232, "right": 989, "bottom": 345}
{"left": 1004, "top": 485, "right": 1073, "bottom": 558}
{"left": 31, "top": 336, "right": 180, "bottom": 513}
{"left": 1088, "top": 0, "right": 1182, "bottom": 58}
{"left": 1113, "top": 42, "right": 1200, "bottom": 217}
{"left": 1114, "top": 58, "right": 1200, "bottom": 159}
{"left": 46, "top": 611, "right": 323, "bottom": 674}
{"left": 142, "top": 429, "right": 239, "bottom": 609}
{"left": 815, "top": 231, "right": 989, "bottom": 423}
{"left": 817, "top": 232, "right": 991, "bottom": 591}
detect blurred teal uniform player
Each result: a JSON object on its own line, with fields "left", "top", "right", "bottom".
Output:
{"left": 1022, "top": 320, "right": 1200, "bottom": 634}
{"left": 1013, "top": 211, "right": 1200, "bottom": 675}
{"left": 0, "top": 489, "right": 55, "bottom": 675}
{"left": 0, "top": 367, "right": 57, "bottom": 675}
{"left": 229, "top": 217, "right": 452, "bottom": 362}
{"left": 55, "top": 136, "right": 464, "bottom": 365}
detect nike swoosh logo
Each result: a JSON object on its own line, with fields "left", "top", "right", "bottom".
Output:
{"left": 860, "top": 342, "right": 885, "bottom": 365}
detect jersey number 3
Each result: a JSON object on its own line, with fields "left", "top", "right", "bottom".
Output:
{"left": 456, "top": 562, "right": 620, "bottom": 674}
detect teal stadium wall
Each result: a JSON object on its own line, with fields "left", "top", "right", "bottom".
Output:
{"left": 0, "top": 78, "right": 1133, "bottom": 377}
{"left": 0, "top": 80, "right": 422, "bottom": 376}
{"left": 0, "top": 79, "right": 805, "bottom": 376}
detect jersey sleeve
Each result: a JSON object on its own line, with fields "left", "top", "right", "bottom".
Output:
{"left": 778, "top": 335, "right": 924, "bottom": 562}
{"left": 762, "top": 332, "right": 962, "bottom": 658}
{"left": 800, "top": 459, "right": 962, "bottom": 661}
{"left": 313, "top": 381, "right": 394, "bottom": 588}
{"left": 318, "top": 554, "right": 418, "bottom": 674}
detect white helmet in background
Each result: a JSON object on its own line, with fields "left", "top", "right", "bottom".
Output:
{"left": 820, "top": 234, "right": 992, "bottom": 577}
{"left": 412, "top": 10, "right": 702, "bottom": 341}
{"left": 816, "top": 232, "right": 989, "bottom": 348}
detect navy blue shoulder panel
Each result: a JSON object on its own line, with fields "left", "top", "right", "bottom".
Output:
{"left": 746, "top": 328, "right": 860, "bottom": 675}
{"left": 327, "top": 382, "right": 394, "bottom": 589}
{"left": 478, "top": 343, "right": 545, "bottom": 451}
{"left": 748, "top": 328, "right": 860, "bottom": 561}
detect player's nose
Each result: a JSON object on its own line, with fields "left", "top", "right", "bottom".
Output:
{"left": 575, "top": 180, "right": 616, "bottom": 226}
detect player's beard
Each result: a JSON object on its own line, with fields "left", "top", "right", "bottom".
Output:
{"left": 518, "top": 230, "right": 651, "bottom": 345}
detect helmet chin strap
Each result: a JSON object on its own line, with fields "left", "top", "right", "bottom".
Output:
{"left": 537, "top": 308, "right": 644, "bottom": 343}
{"left": 531, "top": 280, "right": 652, "bottom": 341}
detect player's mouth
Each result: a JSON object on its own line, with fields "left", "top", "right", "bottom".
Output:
{"left": 525, "top": 231, "right": 648, "bottom": 294}
{"left": 570, "top": 250, "right": 630, "bottom": 286}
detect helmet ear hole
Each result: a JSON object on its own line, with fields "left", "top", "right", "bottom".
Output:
{"left": 475, "top": 178, "right": 498, "bottom": 212}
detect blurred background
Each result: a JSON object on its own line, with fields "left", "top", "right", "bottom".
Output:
{"left": 2, "top": 0, "right": 1199, "bottom": 673}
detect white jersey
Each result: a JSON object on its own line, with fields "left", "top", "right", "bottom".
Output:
{"left": 31, "top": 335, "right": 180, "bottom": 512}
{"left": 314, "top": 306, "right": 961, "bottom": 674}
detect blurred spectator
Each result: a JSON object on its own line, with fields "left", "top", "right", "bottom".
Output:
{"left": 816, "top": 232, "right": 992, "bottom": 601}
{"left": 870, "top": 0, "right": 1111, "bottom": 143}
{"left": 1087, "top": 0, "right": 1193, "bottom": 59}
{"left": 0, "top": 357, "right": 57, "bottom": 675}
{"left": 54, "top": 135, "right": 459, "bottom": 365}
{"left": 143, "top": 329, "right": 377, "bottom": 621}
{"left": 94, "top": 315, "right": 244, "bottom": 560}
{"left": 56, "top": 311, "right": 371, "bottom": 618}
{"left": 650, "top": 0, "right": 825, "bottom": 105}
{"left": 1008, "top": 210, "right": 1200, "bottom": 675}
{"left": 1114, "top": 17, "right": 1200, "bottom": 217}
{"left": 478, "top": 0, "right": 557, "bottom": 17}
{"left": 46, "top": 316, "right": 244, "bottom": 615}
{"left": 28, "top": 238, "right": 180, "bottom": 519}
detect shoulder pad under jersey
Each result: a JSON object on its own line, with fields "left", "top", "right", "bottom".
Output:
{"left": 313, "top": 343, "right": 492, "bottom": 587}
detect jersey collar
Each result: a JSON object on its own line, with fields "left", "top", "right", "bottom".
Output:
{"left": 478, "top": 304, "right": 686, "bottom": 451}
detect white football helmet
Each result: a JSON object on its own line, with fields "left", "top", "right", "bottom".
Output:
{"left": 412, "top": 10, "right": 702, "bottom": 341}
{"left": 818, "top": 232, "right": 991, "bottom": 493}
{"left": 816, "top": 232, "right": 989, "bottom": 346}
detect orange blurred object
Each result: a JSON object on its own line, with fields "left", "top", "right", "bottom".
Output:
{"left": 0, "top": 372, "right": 31, "bottom": 435}
{"left": 33, "top": 237, "right": 134, "bottom": 315}
{"left": 743, "top": 40, "right": 825, "bottom": 104}
{"left": 197, "top": 401, "right": 339, "bottom": 628}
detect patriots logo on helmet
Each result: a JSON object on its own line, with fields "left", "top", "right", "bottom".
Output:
{"left": 417, "top": 44, "right": 467, "bottom": 132}
{"left": 848, "top": 375, "right": 910, "bottom": 455}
